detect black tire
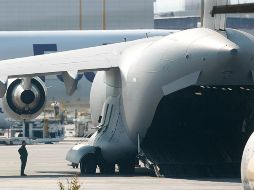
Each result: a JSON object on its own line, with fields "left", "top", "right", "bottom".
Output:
{"left": 118, "top": 161, "right": 135, "bottom": 175}
{"left": 72, "top": 163, "right": 78, "bottom": 169}
{"left": 80, "top": 154, "right": 96, "bottom": 174}
{"left": 99, "top": 163, "right": 115, "bottom": 174}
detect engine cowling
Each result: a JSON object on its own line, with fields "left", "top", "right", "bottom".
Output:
{"left": 2, "top": 77, "right": 47, "bottom": 120}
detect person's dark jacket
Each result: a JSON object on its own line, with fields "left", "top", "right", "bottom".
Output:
{"left": 18, "top": 146, "right": 28, "bottom": 161}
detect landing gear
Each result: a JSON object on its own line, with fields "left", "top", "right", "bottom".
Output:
{"left": 80, "top": 154, "right": 96, "bottom": 174}
{"left": 94, "top": 147, "right": 115, "bottom": 174}
{"left": 71, "top": 163, "right": 78, "bottom": 169}
{"left": 78, "top": 147, "right": 135, "bottom": 175}
{"left": 99, "top": 162, "right": 115, "bottom": 174}
{"left": 118, "top": 160, "right": 135, "bottom": 174}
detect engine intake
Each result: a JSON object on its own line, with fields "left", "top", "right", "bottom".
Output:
{"left": 2, "top": 77, "right": 47, "bottom": 120}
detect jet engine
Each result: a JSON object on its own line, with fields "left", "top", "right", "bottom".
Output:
{"left": 2, "top": 77, "right": 47, "bottom": 120}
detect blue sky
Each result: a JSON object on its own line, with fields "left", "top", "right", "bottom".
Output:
{"left": 155, "top": 0, "right": 254, "bottom": 13}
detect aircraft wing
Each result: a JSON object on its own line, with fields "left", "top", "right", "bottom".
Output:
{"left": 0, "top": 36, "right": 161, "bottom": 82}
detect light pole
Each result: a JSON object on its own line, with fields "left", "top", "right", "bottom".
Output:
{"left": 79, "top": 0, "right": 83, "bottom": 30}
{"left": 102, "top": 0, "right": 106, "bottom": 30}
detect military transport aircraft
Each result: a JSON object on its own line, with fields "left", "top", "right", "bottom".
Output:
{"left": 0, "top": 0, "right": 254, "bottom": 190}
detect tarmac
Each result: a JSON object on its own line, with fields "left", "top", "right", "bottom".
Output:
{"left": 0, "top": 139, "right": 243, "bottom": 190}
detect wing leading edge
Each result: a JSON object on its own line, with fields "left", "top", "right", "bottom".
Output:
{"left": 0, "top": 37, "right": 162, "bottom": 79}
{"left": 0, "top": 37, "right": 161, "bottom": 96}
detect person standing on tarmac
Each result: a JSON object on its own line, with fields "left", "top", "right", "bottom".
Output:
{"left": 18, "top": 140, "right": 28, "bottom": 176}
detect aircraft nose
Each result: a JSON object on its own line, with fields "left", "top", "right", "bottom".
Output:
{"left": 188, "top": 33, "right": 252, "bottom": 86}
{"left": 217, "top": 43, "right": 239, "bottom": 61}
{"left": 222, "top": 43, "right": 238, "bottom": 54}
{"left": 186, "top": 33, "right": 239, "bottom": 66}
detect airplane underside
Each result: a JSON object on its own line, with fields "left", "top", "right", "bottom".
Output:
{"left": 141, "top": 85, "right": 254, "bottom": 177}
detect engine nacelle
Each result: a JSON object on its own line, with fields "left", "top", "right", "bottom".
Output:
{"left": 2, "top": 77, "right": 47, "bottom": 120}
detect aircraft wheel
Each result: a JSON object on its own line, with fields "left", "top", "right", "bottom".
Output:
{"left": 80, "top": 154, "right": 96, "bottom": 174}
{"left": 72, "top": 163, "right": 78, "bottom": 169}
{"left": 118, "top": 161, "right": 135, "bottom": 174}
{"left": 99, "top": 163, "right": 115, "bottom": 174}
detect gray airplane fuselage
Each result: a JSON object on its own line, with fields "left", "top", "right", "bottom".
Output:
{"left": 88, "top": 28, "right": 254, "bottom": 177}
